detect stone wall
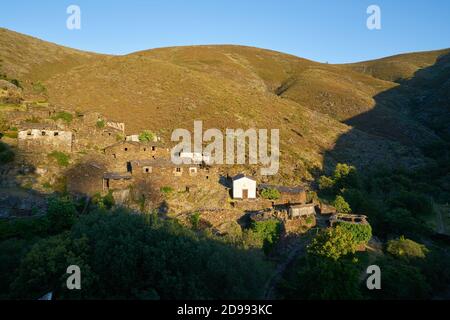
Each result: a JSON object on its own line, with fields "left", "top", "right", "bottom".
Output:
{"left": 18, "top": 129, "right": 73, "bottom": 153}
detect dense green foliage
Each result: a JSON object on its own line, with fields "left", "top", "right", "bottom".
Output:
{"left": 92, "top": 192, "right": 115, "bottom": 210}
{"left": 335, "top": 222, "right": 372, "bottom": 244}
{"left": 0, "top": 193, "right": 272, "bottom": 300}
{"left": 160, "top": 186, "right": 174, "bottom": 195}
{"left": 7, "top": 211, "right": 271, "bottom": 299}
{"left": 282, "top": 255, "right": 363, "bottom": 300}
{"left": 250, "top": 219, "right": 282, "bottom": 254}
{"left": 260, "top": 188, "right": 281, "bottom": 200}
{"left": 318, "top": 163, "right": 440, "bottom": 239}
{"left": 46, "top": 196, "right": 77, "bottom": 234}
{"left": 308, "top": 226, "right": 357, "bottom": 260}
{"left": 386, "top": 237, "right": 429, "bottom": 259}
{"left": 139, "top": 130, "right": 155, "bottom": 142}
{"left": 333, "top": 195, "right": 352, "bottom": 213}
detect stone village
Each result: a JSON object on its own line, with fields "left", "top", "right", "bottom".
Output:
{"left": 0, "top": 103, "right": 369, "bottom": 237}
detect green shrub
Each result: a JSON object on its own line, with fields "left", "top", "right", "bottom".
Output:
{"left": 96, "top": 119, "right": 106, "bottom": 129}
{"left": 387, "top": 236, "right": 429, "bottom": 259}
{"left": 160, "top": 186, "right": 174, "bottom": 195}
{"left": 260, "top": 188, "right": 281, "bottom": 200}
{"left": 46, "top": 196, "right": 77, "bottom": 234}
{"left": 306, "top": 191, "right": 318, "bottom": 203}
{"left": 139, "top": 130, "right": 155, "bottom": 142}
{"left": 92, "top": 192, "right": 115, "bottom": 210}
{"left": 52, "top": 112, "right": 73, "bottom": 124}
{"left": 32, "top": 82, "right": 46, "bottom": 94}
{"left": 3, "top": 130, "right": 18, "bottom": 139}
{"left": 335, "top": 221, "right": 372, "bottom": 244}
{"left": 116, "top": 133, "right": 125, "bottom": 141}
{"left": 48, "top": 151, "right": 70, "bottom": 167}
{"left": 308, "top": 226, "right": 357, "bottom": 260}
{"left": 0, "top": 217, "right": 49, "bottom": 241}
{"left": 318, "top": 175, "right": 334, "bottom": 191}
{"left": 333, "top": 195, "right": 352, "bottom": 213}
{"left": 190, "top": 212, "right": 201, "bottom": 229}
{"left": 250, "top": 219, "right": 282, "bottom": 254}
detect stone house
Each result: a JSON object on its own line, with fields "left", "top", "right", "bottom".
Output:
{"left": 18, "top": 124, "right": 73, "bottom": 153}
{"left": 102, "top": 172, "right": 133, "bottom": 191}
{"left": 103, "top": 141, "right": 167, "bottom": 172}
{"left": 66, "top": 161, "right": 106, "bottom": 196}
{"left": 130, "top": 158, "right": 216, "bottom": 192}
{"left": 288, "top": 203, "right": 316, "bottom": 219}
{"left": 232, "top": 175, "right": 257, "bottom": 199}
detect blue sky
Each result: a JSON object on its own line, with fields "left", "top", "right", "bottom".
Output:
{"left": 1, "top": 0, "right": 449, "bottom": 63}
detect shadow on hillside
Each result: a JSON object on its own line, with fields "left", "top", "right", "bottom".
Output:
{"left": 322, "top": 51, "right": 450, "bottom": 174}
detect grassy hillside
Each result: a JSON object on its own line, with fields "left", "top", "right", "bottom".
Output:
{"left": 343, "top": 48, "right": 450, "bottom": 82}
{"left": 0, "top": 28, "right": 100, "bottom": 86}
{"left": 1, "top": 28, "right": 448, "bottom": 180}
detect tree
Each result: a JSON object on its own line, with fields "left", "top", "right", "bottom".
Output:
{"left": 308, "top": 226, "right": 357, "bottom": 261}
{"left": 383, "top": 208, "right": 429, "bottom": 238}
{"left": 318, "top": 175, "right": 334, "bottom": 191}
{"left": 335, "top": 222, "right": 372, "bottom": 244}
{"left": 47, "top": 196, "right": 77, "bottom": 234}
{"left": 333, "top": 163, "right": 359, "bottom": 190}
{"left": 250, "top": 219, "right": 283, "bottom": 254}
{"left": 369, "top": 257, "right": 431, "bottom": 299}
{"left": 10, "top": 210, "right": 272, "bottom": 300}
{"left": 386, "top": 237, "right": 429, "bottom": 259}
{"left": 282, "top": 256, "right": 363, "bottom": 300}
{"left": 333, "top": 195, "right": 352, "bottom": 213}
{"left": 10, "top": 233, "right": 93, "bottom": 300}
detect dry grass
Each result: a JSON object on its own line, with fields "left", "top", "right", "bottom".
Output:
{"left": 1, "top": 28, "right": 445, "bottom": 180}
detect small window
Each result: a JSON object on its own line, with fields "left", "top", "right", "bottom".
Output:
{"left": 108, "top": 133, "right": 112, "bottom": 136}
{"left": 176, "top": 168, "right": 182, "bottom": 173}
{"left": 27, "top": 131, "right": 32, "bottom": 136}
{"left": 54, "top": 132, "right": 59, "bottom": 136}
{"left": 144, "top": 167, "right": 152, "bottom": 173}
{"left": 42, "top": 131, "right": 46, "bottom": 136}
{"left": 143, "top": 148, "right": 147, "bottom": 152}
{"left": 124, "top": 148, "right": 128, "bottom": 151}
{"left": 152, "top": 146, "right": 156, "bottom": 151}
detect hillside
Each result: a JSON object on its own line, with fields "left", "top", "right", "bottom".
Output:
{"left": 0, "top": 28, "right": 100, "bottom": 82}
{"left": 1, "top": 28, "right": 448, "bottom": 180}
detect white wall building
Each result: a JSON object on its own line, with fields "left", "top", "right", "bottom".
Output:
{"left": 232, "top": 174, "right": 257, "bottom": 199}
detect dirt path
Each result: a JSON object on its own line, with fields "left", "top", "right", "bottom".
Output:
{"left": 262, "top": 234, "right": 310, "bottom": 300}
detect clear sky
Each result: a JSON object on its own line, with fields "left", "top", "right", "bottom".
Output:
{"left": 1, "top": 0, "right": 449, "bottom": 63}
